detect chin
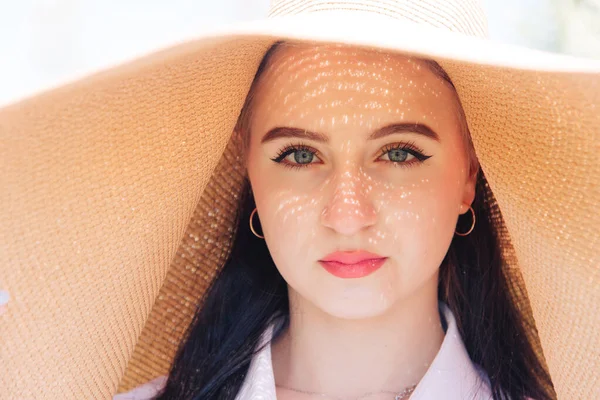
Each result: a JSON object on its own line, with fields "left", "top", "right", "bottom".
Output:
{"left": 317, "top": 290, "right": 396, "bottom": 320}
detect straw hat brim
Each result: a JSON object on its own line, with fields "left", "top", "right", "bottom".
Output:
{"left": 0, "top": 11, "right": 598, "bottom": 399}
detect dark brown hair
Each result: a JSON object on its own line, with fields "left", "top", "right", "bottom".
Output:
{"left": 153, "top": 41, "right": 555, "bottom": 400}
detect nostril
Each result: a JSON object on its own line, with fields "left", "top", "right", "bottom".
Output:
{"left": 321, "top": 201, "right": 377, "bottom": 236}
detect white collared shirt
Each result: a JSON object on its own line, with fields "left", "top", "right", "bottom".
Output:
{"left": 115, "top": 303, "right": 493, "bottom": 400}
{"left": 234, "top": 303, "right": 492, "bottom": 400}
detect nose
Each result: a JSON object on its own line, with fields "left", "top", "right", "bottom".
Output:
{"left": 320, "top": 167, "right": 377, "bottom": 236}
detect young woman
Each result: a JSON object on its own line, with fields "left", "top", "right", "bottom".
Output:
{"left": 116, "top": 40, "right": 552, "bottom": 400}
{"left": 3, "top": 1, "right": 598, "bottom": 399}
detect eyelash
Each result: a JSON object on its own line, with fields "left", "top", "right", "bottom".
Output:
{"left": 270, "top": 140, "right": 432, "bottom": 170}
{"left": 379, "top": 141, "right": 432, "bottom": 167}
{"left": 271, "top": 141, "right": 321, "bottom": 170}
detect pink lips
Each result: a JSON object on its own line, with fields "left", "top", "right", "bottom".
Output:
{"left": 318, "top": 250, "right": 387, "bottom": 279}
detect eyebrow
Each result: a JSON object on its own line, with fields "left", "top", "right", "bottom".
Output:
{"left": 260, "top": 123, "right": 440, "bottom": 144}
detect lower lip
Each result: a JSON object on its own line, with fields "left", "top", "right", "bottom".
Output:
{"left": 318, "top": 258, "right": 387, "bottom": 279}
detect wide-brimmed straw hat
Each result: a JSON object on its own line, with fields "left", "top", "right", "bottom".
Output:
{"left": 1, "top": 0, "right": 599, "bottom": 399}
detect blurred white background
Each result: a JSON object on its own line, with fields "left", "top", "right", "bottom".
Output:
{"left": 0, "top": 0, "right": 598, "bottom": 107}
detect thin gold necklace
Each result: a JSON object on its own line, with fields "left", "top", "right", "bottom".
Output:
{"left": 275, "top": 383, "right": 417, "bottom": 400}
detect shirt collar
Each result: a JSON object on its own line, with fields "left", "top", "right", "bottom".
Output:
{"left": 235, "top": 303, "right": 492, "bottom": 400}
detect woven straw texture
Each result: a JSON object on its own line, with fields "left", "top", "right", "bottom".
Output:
{"left": 268, "top": 0, "right": 488, "bottom": 38}
{"left": 0, "top": 1, "right": 599, "bottom": 399}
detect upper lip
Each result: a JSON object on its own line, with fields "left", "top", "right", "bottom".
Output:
{"left": 319, "top": 250, "right": 386, "bottom": 264}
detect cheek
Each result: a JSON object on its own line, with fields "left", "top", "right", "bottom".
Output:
{"left": 247, "top": 141, "right": 324, "bottom": 253}
{"left": 373, "top": 167, "right": 464, "bottom": 272}
{"left": 248, "top": 164, "right": 323, "bottom": 279}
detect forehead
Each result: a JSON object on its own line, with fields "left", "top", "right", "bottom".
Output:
{"left": 261, "top": 43, "right": 438, "bottom": 89}
{"left": 251, "top": 43, "right": 460, "bottom": 134}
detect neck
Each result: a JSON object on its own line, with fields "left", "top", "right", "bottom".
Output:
{"left": 271, "top": 284, "right": 445, "bottom": 399}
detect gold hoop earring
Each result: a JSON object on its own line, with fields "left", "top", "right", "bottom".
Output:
{"left": 455, "top": 205, "right": 476, "bottom": 236}
{"left": 249, "top": 207, "right": 264, "bottom": 239}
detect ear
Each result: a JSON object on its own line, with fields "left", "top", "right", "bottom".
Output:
{"left": 460, "top": 161, "right": 478, "bottom": 214}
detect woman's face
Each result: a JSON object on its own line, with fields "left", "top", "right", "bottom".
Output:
{"left": 246, "top": 43, "right": 477, "bottom": 319}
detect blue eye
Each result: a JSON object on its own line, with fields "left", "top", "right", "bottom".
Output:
{"left": 378, "top": 142, "right": 431, "bottom": 165}
{"left": 271, "top": 144, "right": 321, "bottom": 168}
{"left": 271, "top": 141, "right": 431, "bottom": 170}
{"left": 293, "top": 149, "right": 315, "bottom": 164}
{"left": 384, "top": 148, "right": 410, "bottom": 162}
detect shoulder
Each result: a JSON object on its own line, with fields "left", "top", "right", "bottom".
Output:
{"left": 113, "top": 375, "right": 168, "bottom": 400}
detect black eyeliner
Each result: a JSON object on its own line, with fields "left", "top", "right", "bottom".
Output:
{"left": 380, "top": 141, "right": 432, "bottom": 162}
{"left": 271, "top": 142, "right": 316, "bottom": 163}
